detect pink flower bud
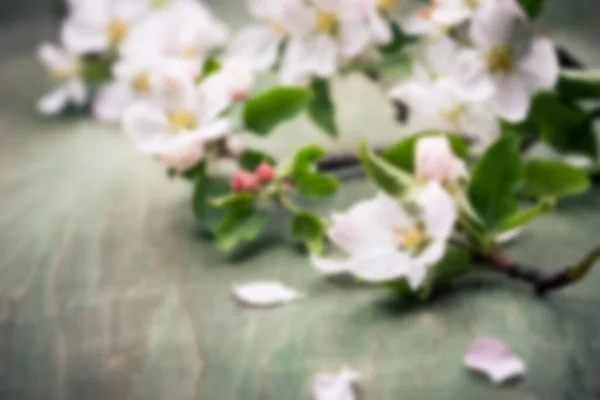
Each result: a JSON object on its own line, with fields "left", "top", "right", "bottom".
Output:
{"left": 231, "top": 171, "right": 262, "bottom": 193}
{"left": 231, "top": 172, "right": 247, "bottom": 192}
{"left": 255, "top": 162, "right": 275, "bottom": 183}
{"left": 415, "top": 136, "right": 467, "bottom": 183}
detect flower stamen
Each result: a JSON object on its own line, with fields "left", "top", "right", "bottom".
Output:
{"left": 486, "top": 45, "right": 514, "bottom": 74}
{"left": 464, "top": 0, "right": 479, "bottom": 9}
{"left": 131, "top": 73, "right": 150, "bottom": 95}
{"left": 377, "top": 0, "right": 397, "bottom": 13}
{"left": 315, "top": 11, "right": 339, "bottom": 35}
{"left": 107, "top": 18, "right": 128, "bottom": 43}
{"left": 50, "top": 69, "right": 70, "bottom": 82}
{"left": 394, "top": 226, "right": 426, "bottom": 251}
{"left": 168, "top": 111, "right": 196, "bottom": 131}
{"left": 419, "top": 3, "right": 438, "bottom": 20}
{"left": 269, "top": 20, "right": 286, "bottom": 35}
{"left": 440, "top": 104, "right": 465, "bottom": 127}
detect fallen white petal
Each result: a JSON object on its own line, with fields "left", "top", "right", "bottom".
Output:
{"left": 232, "top": 281, "right": 302, "bottom": 307}
{"left": 464, "top": 337, "right": 526, "bottom": 383}
{"left": 313, "top": 367, "right": 360, "bottom": 400}
{"left": 495, "top": 228, "right": 522, "bottom": 246}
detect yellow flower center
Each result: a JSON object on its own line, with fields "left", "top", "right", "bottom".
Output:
{"left": 269, "top": 19, "right": 286, "bottom": 35}
{"left": 464, "top": 0, "right": 479, "bottom": 9}
{"left": 394, "top": 226, "right": 426, "bottom": 251}
{"left": 440, "top": 104, "right": 465, "bottom": 127}
{"left": 377, "top": 0, "right": 397, "bottom": 13}
{"left": 168, "top": 111, "right": 196, "bottom": 131}
{"left": 50, "top": 68, "right": 70, "bottom": 82}
{"left": 131, "top": 73, "right": 150, "bottom": 95}
{"left": 182, "top": 46, "right": 199, "bottom": 58}
{"left": 314, "top": 11, "right": 339, "bottom": 35}
{"left": 107, "top": 18, "right": 128, "bottom": 43}
{"left": 486, "top": 45, "right": 514, "bottom": 74}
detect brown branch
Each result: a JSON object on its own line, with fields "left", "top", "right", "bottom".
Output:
{"left": 474, "top": 246, "right": 600, "bottom": 295}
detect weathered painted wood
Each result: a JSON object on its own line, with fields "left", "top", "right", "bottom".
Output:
{"left": 1, "top": 0, "right": 600, "bottom": 398}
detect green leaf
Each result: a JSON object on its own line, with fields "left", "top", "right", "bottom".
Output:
{"left": 198, "top": 57, "right": 221, "bottom": 81}
{"left": 379, "top": 21, "right": 413, "bottom": 54}
{"left": 278, "top": 145, "right": 327, "bottom": 179}
{"left": 296, "top": 174, "right": 339, "bottom": 200}
{"left": 500, "top": 198, "right": 556, "bottom": 231}
{"left": 557, "top": 69, "right": 600, "bottom": 100}
{"left": 522, "top": 159, "right": 591, "bottom": 199}
{"left": 238, "top": 149, "right": 277, "bottom": 171}
{"left": 307, "top": 78, "right": 338, "bottom": 137}
{"left": 381, "top": 132, "right": 469, "bottom": 173}
{"left": 243, "top": 86, "right": 311, "bottom": 135}
{"left": 527, "top": 93, "right": 597, "bottom": 158}
{"left": 517, "top": 0, "right": 543, "bottom": 18}
{"left": 358, "top": 142, "right": 416, "bottom": 198}
{"left": 215, "top": 210, "right": 269, "bottom": 252}
{"left": 211, "top": 192, "right": 256, "bottom": 211}
{"left": 291, "top": 212, "right": 326, "bottom": 254}
{"left": 468, "top": 134, "right": 523, "bottom": 230}
{"left": 192, "top": 166, "right": 231, "bottom": 233}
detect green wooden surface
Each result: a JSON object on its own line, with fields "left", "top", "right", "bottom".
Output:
{"left": 2, "top": 1, "right": 600, "bottom": 399}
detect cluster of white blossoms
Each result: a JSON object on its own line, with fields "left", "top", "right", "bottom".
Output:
{"left": 391, "top": 0, "right": 559, "bottom": 151}
{"left": 229, "top": 0, "right": 398, "bottom": 84}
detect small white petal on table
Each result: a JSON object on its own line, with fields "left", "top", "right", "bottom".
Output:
{"left": 464, "top": 337, "right": 526, "bottom": 384}
{"left": 495, "top": 228, "right": 522, "bottom": 246}
{"left": 232, "top": 281, "right": 302, "bottom": 307}
{"left": 313, "top": 367, "right": 360, "bottom": 400}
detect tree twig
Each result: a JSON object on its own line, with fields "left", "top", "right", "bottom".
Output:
{"left": 474, "top": 246, "right": 600, "bottom": 295}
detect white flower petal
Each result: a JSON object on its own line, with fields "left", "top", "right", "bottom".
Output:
{"left": 419, "top": 182, "right": 457, "bottom": 241}
{"left": 339, "top": 18, "right": 370, "bottom": 58}
{"left": 518, "top": 37, "right": 559, "bottom": 92}
{"left": 156, "top": 135, "right": 206, "bottom": 171}
{"left": 37, "top": 87, "right": 69, "bottom": 115}
{"left": 279, "top": 39, "right": 311, "bottom": 85}
{"left": 450, "top": 50, "right": 494, "bottom": 101}
{"left": 93, "top": 82, "right": 134, "bottom": 122}
{"left": 469, "top": 0, "right": 529, "bottom": 51}
{"left": 198, "top": 76, "right": 233, "bottom": 122}
{"left": 460, "top": 102, "right": 501, "bottom": 150}
{"left": 232, "top": 281, "right": 302, "bottom": 307}
{"left": 348, "top": 248, "right": 418, "bottom": 287}
{"left": 37, "top": 43, "right": 70, "bottom": 70}
{"left": 495, "top": 227, "right": 522, "bottom": 246}
{"left": 60, "top": 19, "right": 108, "bottom": 55}
{"left": 313, "top": 367, "right": 360, "bottom": 400}
{"left": 228, "top": 25, "right": 281, "bottom": 71}
{"left": 123, "top": 102, "right": 170, "bottom": 152}
{"left": 490, "top": 74, "right": 531, "bottom": 122}
{"left": 66, "top": 78, "right": 88, "bottom": 106}
{"left": 308, "top": 35, "right": 338, "bottom": 78}
{"left": 464, "top": 337, "right": 526, "bottom": 384}
{"left": 421, "top": 37, "right": 461, "bottom": 78}
{"left": 311, "top": 255, "right": 358, "bottom": 276}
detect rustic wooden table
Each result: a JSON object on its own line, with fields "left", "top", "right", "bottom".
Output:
{"left": 1, "top": 1, "right": 600, "bottom": 399}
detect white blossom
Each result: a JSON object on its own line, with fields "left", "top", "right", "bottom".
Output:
{"left": 227, "top": 0, "right": 293, "bottom": 72}
{"left": 123, "top": 61, "right": 231, "bottom": 171}
{"left": 279, "top": 0, "right": 372, "bottom": 84}
{"left": 209, "top": 59, "right": 256, "bottom": 102}
{"left": 93, "top": 56, "right": 163, "bottom": 122}
{"left": 415, "top": 136, "right": 467, "bottom": 184}
{"left": 61, "top": 0, "right": 150, "bottom": 55}
{"left": 120, "top": 0, "right": 229, "bottom": 62}
{"left": 390, "top": 78, "right": 499, "bottom": 151}
{"left": 355, "top": 0, "right": 398, "bottom": 45}
{"left": 403, "top": 0, "right": 491, "bottom": 37}
{"left": 37, "top": 43, "right": 87, "bottom": 115}
{"left": 311, "top": 183, "right": 457, "bottom": 290}
{"left": 452, "top": 0, "right": 559, "bottom": 122}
